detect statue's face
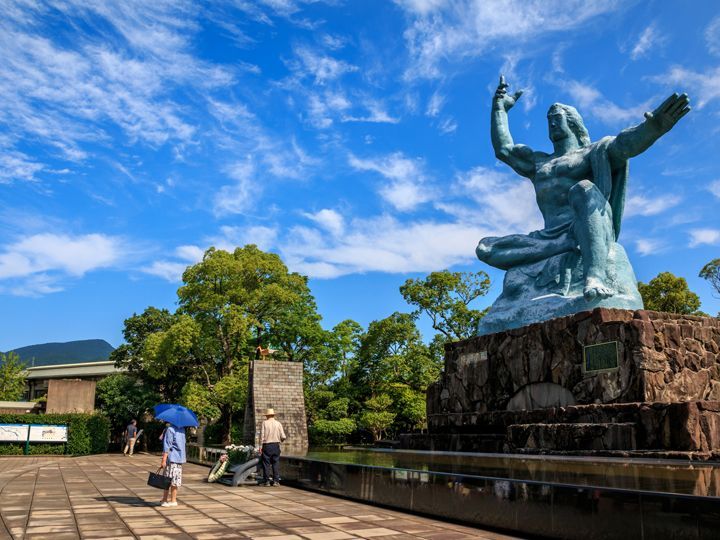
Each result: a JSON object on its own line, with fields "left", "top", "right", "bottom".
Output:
{"left": 547, "top": 109, "right": 572, "bottom": 142}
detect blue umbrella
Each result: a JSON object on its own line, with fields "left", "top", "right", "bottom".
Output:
{"left": 153, "top": 403, "right": 199, "bottom": 427}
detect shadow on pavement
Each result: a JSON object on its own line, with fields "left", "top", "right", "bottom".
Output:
{"left": 96, "top": 495, "right": 156, "bottom": 507}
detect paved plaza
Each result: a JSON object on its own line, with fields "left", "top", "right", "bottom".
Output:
{"left": 0, "top": 454, "right": 523, "bottom": 540}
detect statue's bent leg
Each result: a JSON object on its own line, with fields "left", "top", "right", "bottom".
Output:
{"left": 569, "top": 180, "right": 615, "bottom": 300}
{"left": 476, "top": 234, "right": 575, "bottom": 270}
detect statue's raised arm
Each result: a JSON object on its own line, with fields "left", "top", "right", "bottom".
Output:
{"left": 491, "top": 76, "right": 536, "bottom": 179}
{"left": 609, "top": 93, "right": 690, "bottom": 165}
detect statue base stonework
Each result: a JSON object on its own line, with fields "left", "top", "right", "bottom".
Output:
{"left": 410, "top": 308, "right": 720, "bottom": 458}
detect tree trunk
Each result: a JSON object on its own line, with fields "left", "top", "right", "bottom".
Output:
{"left": 220, "top": 403, "right": 233, "bottom": 445}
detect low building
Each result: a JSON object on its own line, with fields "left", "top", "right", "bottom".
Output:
{"left": 24, "top": 360, "right": 122, "bottom": 401}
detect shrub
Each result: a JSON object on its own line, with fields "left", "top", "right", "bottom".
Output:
{"left": 309, "top": 418, "right": 356, "bottom": 446}
{"left": 0, "top": 413, "right": 110, "bottom": 455}
{"left": 28, "top": 443, "right": 65, "bottom": 455}
{"left": 0, "top": 444, "right": 23, "bottom": 455}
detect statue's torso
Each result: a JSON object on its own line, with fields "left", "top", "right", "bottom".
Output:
{"left": 532, "top": 147, "right": 593, "bottom": 229}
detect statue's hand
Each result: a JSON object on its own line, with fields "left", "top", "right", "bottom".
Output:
{"left": 644, "top": 93, "right": 690, "bottom": 134}
{"left": 493, "top": 75, "right": 523, "bottom": 112}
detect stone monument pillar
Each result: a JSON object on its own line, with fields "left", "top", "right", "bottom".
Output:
{"left": 243, "top": 360, "right": 308, "bottom": 455}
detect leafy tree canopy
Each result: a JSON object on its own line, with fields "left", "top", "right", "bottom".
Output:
{"left": 700, "top": 259, "right": 720, "bottom": 298}
{"left": 639, "top": 271, "right": 702, "bottom": 314}
{"left": 0, "top": 352, "right": 26, "bottom": 401}
{"left": 400, "top": 270, "right": 490, "bottom": 340}
{"left": 95, "top": 373, "right": 160, "bottom": 432}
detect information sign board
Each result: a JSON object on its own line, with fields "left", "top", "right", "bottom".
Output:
{"left": 29, "top": 425, "right": 68, "bottom": 442}
{"left": 0, "top": 424, "right": 29, "bottom": 442}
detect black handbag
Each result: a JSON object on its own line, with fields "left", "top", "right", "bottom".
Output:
{"left": 147, "top": 468, "right": 171, "bottom": 490}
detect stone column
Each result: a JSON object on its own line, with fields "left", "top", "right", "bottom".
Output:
{"left": 243, "top": 360, "right": 308, "bottom": 455}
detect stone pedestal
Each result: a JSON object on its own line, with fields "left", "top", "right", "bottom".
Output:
{"left": 416, "top": 308, "right": 720, "bottom": 458}
{"left": 243, "top": 360, "right": 308, "bottom": 454}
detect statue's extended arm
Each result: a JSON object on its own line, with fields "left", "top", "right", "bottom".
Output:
{"left": 609, "top": 93, "right": 690, "bottom": 165}
{"left": 491, "top": 76, "right": 535, "bottom": 179}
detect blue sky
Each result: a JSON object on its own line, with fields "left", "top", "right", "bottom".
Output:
{"left": 1, "top": 0, "right": 719, "bottom": 350}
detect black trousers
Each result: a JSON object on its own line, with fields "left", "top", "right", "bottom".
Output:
{"left": 261, "top": 442, "right": 281, "bottom": 481}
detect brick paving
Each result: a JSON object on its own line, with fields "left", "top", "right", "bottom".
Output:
{"left": 0, "top": 454, "right": 525, "bottom": 540}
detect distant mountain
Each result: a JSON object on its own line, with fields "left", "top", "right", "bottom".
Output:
{"left": 5, "top": 339, "right": 115, "bottom": 367}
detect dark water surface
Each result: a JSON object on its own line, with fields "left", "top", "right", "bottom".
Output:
{"left": 291, "top": 447, "right": 720, "bottom": 497}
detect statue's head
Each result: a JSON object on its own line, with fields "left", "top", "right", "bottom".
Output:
{"left": 547, "top": 103, "right": 590, "bottom": 147}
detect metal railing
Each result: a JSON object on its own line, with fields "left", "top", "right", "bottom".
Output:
{"left": 186, "top": 443, "right": 225, "bottom": 466}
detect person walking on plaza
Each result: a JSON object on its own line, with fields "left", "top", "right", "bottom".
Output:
{"left": 260, "top": 408, "right": 286, "bottom": 486}
{"left": 123, "top": 419, "right": 138, "bottom": 456}
{"left": 160, "top": 423, "right": 186, "bottom": 507}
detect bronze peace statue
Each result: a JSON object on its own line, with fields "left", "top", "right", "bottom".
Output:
{"left": 476, "top": 76, "right": 690, "bottom": 335}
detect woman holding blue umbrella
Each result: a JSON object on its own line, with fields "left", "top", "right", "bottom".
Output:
{"left": 154, "top": 404, "right": 198, "bottom": 508}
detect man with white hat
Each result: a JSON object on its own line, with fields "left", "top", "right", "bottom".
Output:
{"left": 259, "top": 408, "right": 286, "bottom": 486}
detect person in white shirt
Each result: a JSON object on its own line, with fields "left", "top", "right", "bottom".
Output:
{"left": 259, "top": 408, "right": 286, "bottom": 486}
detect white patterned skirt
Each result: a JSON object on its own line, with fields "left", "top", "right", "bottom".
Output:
{"left": 164, "top": 463, "right": 183, "bottom": 487}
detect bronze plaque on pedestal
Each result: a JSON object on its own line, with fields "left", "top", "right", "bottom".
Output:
{"left": 583, "top": 341, "right": 619, "bottom": 373}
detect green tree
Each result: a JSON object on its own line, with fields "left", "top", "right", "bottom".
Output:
{"left": 359, "top": 394, "right": 396, "bottom": 442}
{"left": 174, "top": 245, "right": 322, "bottom": 443}
{"left": 0, "top": 352, "right": 26, "bottom": 401}
{"left": 400, "top": 270, "right": 490, "bottom": 340}
{"left": 111, "top": 307, "right": 182, "bottom": 399}
{"left": 700, "top": 259, "right": 720, "bottom": 298}
{"left": 95, "top": 373, "right": 160, "bottom": 433}
{"left": 639, "top": 271, "right": 702, "bottom": 314}
{"left": 329, "top": 320, "right": 363, "bottom": 380}
{"left": 389, "top": 385, "right": 427, "bottom": 431}
{"left": 355, "top": 312, "right": 440, "bottom": 398}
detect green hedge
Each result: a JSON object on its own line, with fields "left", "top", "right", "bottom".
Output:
{"left": 309, "top": 418, "right": 356, "bottom": 446}
{"left": 0, "top": 413, "right": 110, "bottom": 455}
{"left": 0, "top": 444, "right": 23, "bottom": 455}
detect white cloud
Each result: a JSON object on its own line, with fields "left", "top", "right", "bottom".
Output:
{"left": 213, "top": 159, "right": 261, "bottom": 216}
{"left": 292, "top": 46, "right": 358, "bottom": 85}
{"left": 706, "top": 16, "right": 720, "bottom": 56}
{"left": 624, "top": 193, "right": 682, "bottom": 218}
{"left": 397, "top": 0, "right": 622, "bottom": 79}
{"left": 0, "top": 150, "right": 44, "bottom": 183}
{"left": 448, "top": 166, "right": 544, "bottom": 234}
{"left": 426, "top": 92, "right": 444, "bottom": 117}
{"left": 708, "top": 180, "right": 720, "bottom": 199}
{"left": 689, "top": 229, "right": 720, "bottom": 247}
{"left": 141, "top": 226, "right": 280, "bottom": 282}
{"left": 564, "top": 80, "right": 652, "bottom": 125}
{"left": 634, "top": 238, "right": 667, "bottom": 256}
{"left": 0, "top": 233, "right": 124, "bottom": 279}
{"left": 342, "top": 101, "right": 400, "bottom": 124}
{"left": 653, "top": 66, "right": 720, "bottom": 109}
{"left": 629, "top": 24, "right": 664, "bottom": 60}
{"left": 0, "top": 0, "right": 239, "bottom": 191}
{"left": 0, "top": 232, "right": 126, "bottom": 295}
{"left": 281, "top": 216, "right": 482, "bottom": 278}
{"left": 212, "top": 225, "right": 279, "bottom": 252}
{"left": 141, "top": 261, "right": 189, "bottom": 282}
{"left": 348, "top": 152, "right": 433, "bottom": 211}
{"left": 438, "top": 117, "right": 458, "bottom": 134}
{"left": 175, "top": 245, "right": 205, "bottom": 263}
{"left": 304, "top": 209, "right": 345, "bottom": 237}
{"left": 276, "top": 165, "right": 547, "bottom": 279}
